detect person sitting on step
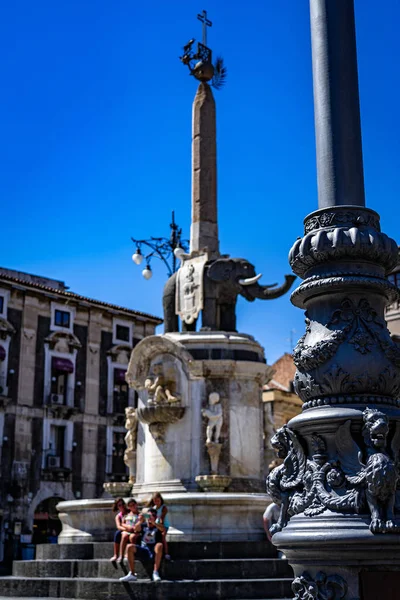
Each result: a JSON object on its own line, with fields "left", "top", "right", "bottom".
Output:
{"left": 118, "top": 498, "right": 140, "bottom": 563}
{"left": 110, "top": 498, "right": 129, "bottom": 564}
{"left": 119, "top": 508, "right": 165, "bottom": 583}
{"left": 148, "top": 491, "right": 171, "bottom": 560}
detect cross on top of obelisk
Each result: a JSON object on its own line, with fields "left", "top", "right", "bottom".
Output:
{"left": 197, "top": 10, "right": 212, "bottom": 46}
{"left": 180, "top": 10, "right": 226, "bottom": 89}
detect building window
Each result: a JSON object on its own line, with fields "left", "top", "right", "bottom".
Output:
{"left": 0, "top": 289, "right": 10, "bottom": 318}
{"left": 51, "top": 302, "right": 74, "bottom": 332}
{"left": 49, "top": 357, "right": 74, "bottom": 406}
{"left": 116, "top": 324, "right": 130, "bottom": 342}
{"left": 45, "top": 424, "right": 71, "bottom": 470}
{"left": 48, "top": 425, "right": 66, "bottom": 467}
{"left": 54, "top": 309, "right": 70, "bottom": 328}
{"left": 110, "top": 430, "right": 126, "bottom": 477}
{"left": 113, "top": 319, "right": 132, "bottom": 345}
{"left": 113, "top": 369, "right": 128, "bottom": 414}
{"left": 42, "top": 418, "right": 73, "bottom": 471}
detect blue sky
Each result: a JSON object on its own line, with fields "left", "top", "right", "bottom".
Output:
{"left": 1, "top": 0, "right": 399, "bottom": 363}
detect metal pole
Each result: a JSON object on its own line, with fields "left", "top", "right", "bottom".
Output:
{"left": 268, "top": 2, "right": 400, "bottom": 597}
{"left": 310, "top": 0, "right": 365, "bottom": 208}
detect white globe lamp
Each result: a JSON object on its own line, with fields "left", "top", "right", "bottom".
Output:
{"left": 142, "top": 265, "right": 152, "bottom": 280}
{"left": 132, "top": 248, "right": 143, "bottom": 265}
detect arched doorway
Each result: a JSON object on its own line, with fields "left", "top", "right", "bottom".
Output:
{"left": 32, "top": 497, "right": 65, "bottom": 544}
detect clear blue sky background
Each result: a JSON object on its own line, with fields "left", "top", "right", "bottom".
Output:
{"left": 1, "top": 0, "right": 399, "bottom": 364}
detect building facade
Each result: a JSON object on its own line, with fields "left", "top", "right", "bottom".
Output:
{"left": 262, "top": 353, "right": 302, "bottom": 472}
{"left": 386, "top": 259, "right": 400, "bottom": 341}
{"left": 0, "top": 268, "right": 161, "bottom": 562}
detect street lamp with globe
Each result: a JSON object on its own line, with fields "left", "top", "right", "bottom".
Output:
{"left": 131, "top": 211, "right": 189, "bottom": 280}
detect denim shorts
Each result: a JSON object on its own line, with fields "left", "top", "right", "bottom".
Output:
{"left": 114, "top": 530, "right": 122, "bottom": 543}
{"left": 135, "top": 545, "right": 155, "bottom": 562}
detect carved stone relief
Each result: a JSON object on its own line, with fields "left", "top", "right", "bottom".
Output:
{"left": 292, "top": 299, "right": 400, "bottom": 408}
{"left": 292, "top": 571, "right": 348, "bottom": 600}
{"left": 124, "top": 407, "right": 138, "bottom": 483}
{"left": 303, "top": 206, "right": 380, "bottom": 233}
{"left": 45, "top": 331, "right": 81, "bottom": 353}
{"left": 202, "top": 392, "right": 223, "bottom": 444}
{"left": 266, "top": 408, "right": 400, "bottom": 535}
{"left": 108, "top": 344, "right": 131, "bottom": 364}
{"left": 196, "top": 391, "right": 231, "bottom": 492}
{"left": 144, "top": 361, "right": 180, "bottom": 406}
{"left": 176, "top": 254, "right": 208, "bottom": 325}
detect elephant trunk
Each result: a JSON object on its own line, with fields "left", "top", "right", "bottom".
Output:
{"left": 245, "top": 275, "right": 296, "bottom": 300}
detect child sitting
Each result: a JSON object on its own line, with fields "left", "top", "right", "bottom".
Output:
{"left": 148, "top": 492, "right": 171, "bottom": 560}
{"left": 110, "top": 498, "right": 128, "bottom": 563}
{"left": 118, "top": 498, "right": 140, "bottom": 563}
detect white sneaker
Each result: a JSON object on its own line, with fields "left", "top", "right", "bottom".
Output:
{"left": 119, "top": 571, "right": 137, "bottom": 582}
{"left": 152, "top": 570, "right": 161, "bottom": 582}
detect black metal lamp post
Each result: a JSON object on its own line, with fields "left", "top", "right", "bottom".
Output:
{"left": 267, "top": 1, "right": 400, "bottom": 598}
{"left": 131, "top": 211, "right": 189, "bottom": 279}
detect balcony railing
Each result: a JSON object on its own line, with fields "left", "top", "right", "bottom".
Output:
{"left": 46, "top": 392, "right": 67, "bottom": 406}
{"left": 42, "top": 450, "right": 73, "bottom": 471}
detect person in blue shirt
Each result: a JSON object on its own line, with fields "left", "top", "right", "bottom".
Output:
{"left": 119, "top": 508, "right": 165, "bottom": 583}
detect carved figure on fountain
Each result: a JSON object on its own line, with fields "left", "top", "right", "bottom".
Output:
{"left": 266, "top": 425, "right": 307, "bottom": 534}
{"left": 266, "top": 408, "right": 400, "bottom": 535}
{"left": 127, "top": 341, "right": 192, "bottom": 447}
{"left": 336, "top": 409, "right": 400, "bottom": 533}
{"left": 124, "top": 407, "right": 138, "bottom": 452}
{"left": 124, "top": 407, "right": 138, "bottom": 483}
{"left": 144, "top": 361, "right": 180, "bottom": 406}
{"left": 202, "top": 391, "right": 223, "bottom": 444}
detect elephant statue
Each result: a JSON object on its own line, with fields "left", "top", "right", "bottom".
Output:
{"left": 162, "top": 257, "right": 296, "bottom": 333}
{"left": 204, "top": 258, "right": 296, "bottom": 331}
{"left": 163, "top": 271, "right": 196, "bottom": 334}
{"left": 163, "top": 271, "right": 179, "bottom": 334}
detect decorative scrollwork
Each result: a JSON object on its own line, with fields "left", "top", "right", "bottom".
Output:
{"left": 292, "top": 298, "right": 400, "bottom": 403}
{"left": 266, "top": 425, "right": 307, "bottom": 534}
{"left": 304, "top": 208, "right": 381, "bottom": 234}
{"left": 292, "top": 571, "right": 348, "bottom": 600}
{"left": 293, "top": 321, "right": 347, "bottom": 371}
{"left": 267, "top": 409, "right": 400, "bottom": 535}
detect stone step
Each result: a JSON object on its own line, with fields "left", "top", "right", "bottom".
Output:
{"left": 36, "top": 541, "right": 277, "bottom": 561}
{"left": 0, "top": 576, "right": 293, "bottom": 599}
{"left": 13, "top": 557, "right": 293, "bottom": 581}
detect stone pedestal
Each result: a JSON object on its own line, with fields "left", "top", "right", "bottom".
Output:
{"left": 195, "top": 475, "right": 231, "bottom": 493}
{"left": 126, "top": 330, "right": 272, "bottom": 541}
{"left": 57, "top": 331, "right": 273, "bottom": 544}
{"left": 127, "top": 331, "right": 272, "bottom": 498}
{"left": 205, "top": 441, "right": 222, "bottom": 474}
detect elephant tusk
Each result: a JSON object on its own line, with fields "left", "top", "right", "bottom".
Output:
{"left": 238, "top": 273, "right": 263, "bottom": 286}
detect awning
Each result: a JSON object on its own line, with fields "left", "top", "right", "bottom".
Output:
{"left": 114, "top": 368, "right": 127, "bottom": 384}
{"left": 52, "top": 357, "right": 74, "bottom": 373}
{"left": 0, "top": 346, "right": 5, "bottom": 361}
